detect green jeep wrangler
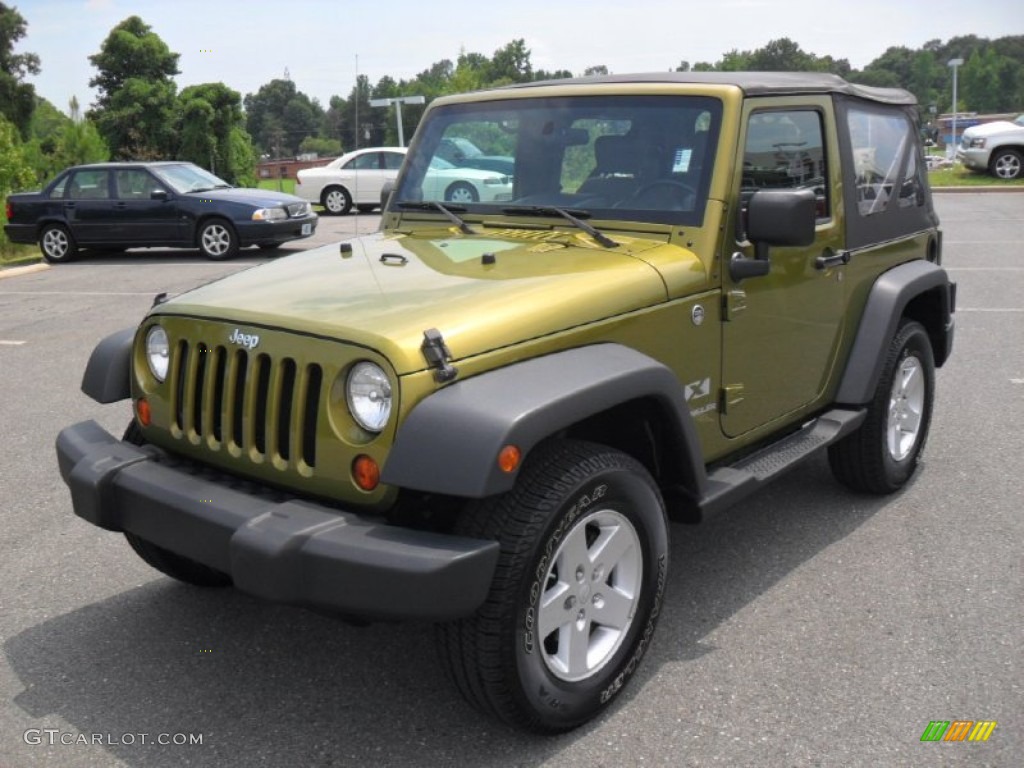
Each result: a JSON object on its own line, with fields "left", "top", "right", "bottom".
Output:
{"left": 57, "top": 73, "right": 955, "bottom": 733}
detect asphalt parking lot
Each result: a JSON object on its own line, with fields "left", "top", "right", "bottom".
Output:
{"left": 0, "top": 195, "right": 1020, "bottom": 767}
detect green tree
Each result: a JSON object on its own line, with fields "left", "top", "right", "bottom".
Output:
{"left": 489, "top": 39, "right": 532, "bottom": 84}
{"left": 243, "top": 78, "right": 322, "bottom": 156}
{"left": 88, "top": 16, "right": 180, "bottom": 158}
{"left": 298, "top": 135, "right": 342, "bottom": 156}
{"left": 0, "top": 113, "right": 35, "bottom": 250}
{"left": 177, "top": 82, "right": 254, "bottom": 183}
{"left": 0, "top": 2, "right": 39, "bottom": 138}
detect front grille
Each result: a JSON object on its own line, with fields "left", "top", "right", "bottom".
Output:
{"left": 171, "top": 340, "right": 323, "bottom": 468}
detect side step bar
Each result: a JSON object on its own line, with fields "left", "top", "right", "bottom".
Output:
{"left": 697, "top": 408, "right": 866, "bottom": 519}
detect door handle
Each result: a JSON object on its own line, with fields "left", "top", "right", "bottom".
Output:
{"left": 815, "top": 249, "right": 850, "bottom": 270}
{"left": 114, "top": 202, "right": 127, "bottom": 209}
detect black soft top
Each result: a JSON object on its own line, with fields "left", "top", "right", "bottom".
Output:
{"left": 505, "top": 71, "right": 916, "bottom": 106}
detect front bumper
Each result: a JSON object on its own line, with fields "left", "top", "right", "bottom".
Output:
{"left": 236, "top": 214, "right": 318, "bottom": 247}
{"left": 955, "top": 146, "right": 989, "bottom": 171}
{"left": 56, "top": 420, "right": 499, "bottom": 620}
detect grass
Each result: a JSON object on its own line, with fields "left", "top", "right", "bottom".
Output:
{"left": 257, "top": 178, "right": 297, "bottom": 195}
{"left": 927, "top": 165, "right": 1024, "bottom": 187}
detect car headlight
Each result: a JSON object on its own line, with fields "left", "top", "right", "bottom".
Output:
{"left": 145, "top": 325, "right": 170, "bottom": 382}
{"left": 252, "top": 207, "right": 287, "bottom": 221}
{"left": 968, "top": 138, "right": 986, "bottom": 149}
{"left": 483, "top": 176, "right": 509, "bottom": 185}
{"left": 346, "top": 362, "right": 392, "bottom": 433}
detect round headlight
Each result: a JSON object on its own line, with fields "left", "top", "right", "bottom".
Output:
{"left": 346, "top": 362, "right": 392, "bottom": 433}
{"left": 145, "top": 326, "right": 170, "bottom": 382}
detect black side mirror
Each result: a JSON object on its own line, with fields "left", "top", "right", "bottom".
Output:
{"left": 150, "top": 189, "right": 169, "bottom": 201}
{"left": 730, "top": 189, "right": 816, "bottom": 281}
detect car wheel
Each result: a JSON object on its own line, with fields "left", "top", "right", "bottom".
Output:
{"left": 39, "top": 223, "right": 77, "bottom": 263}
{"left": 828, "top": 319, "right": 935, "bottom": 494}
{"left": 197, "top": 219, "right": 239, "bottom": 260}
{"left": 990, "top": 149, "right": 1022, "bottom": 180}
{"left": 122, "top": 421, "right": 232, "bottom": 587}
{"left": 322, "top": 186, "right": 352, "bottom": 215}
{"left": 444, "top": 182, "right": 479, "bottom": 203}
{"left": 437, "top": 439, "right": 669, "bottom": 733}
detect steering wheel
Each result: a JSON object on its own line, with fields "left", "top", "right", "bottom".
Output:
{"left": 618, "top": 180, "right": 697, "bottom": 210}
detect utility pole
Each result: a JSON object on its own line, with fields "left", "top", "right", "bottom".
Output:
{"left": 948, "top": 57, "right": 964, "bottom": 159}
{"left": 369, "top": 95, "right": 426, "bottom": 147}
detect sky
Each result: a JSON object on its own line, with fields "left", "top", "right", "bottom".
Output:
{"left": 15, "top": 0, "right": 1024, "bottom": 115}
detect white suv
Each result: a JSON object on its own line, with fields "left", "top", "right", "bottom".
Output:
{"left": 956, "top": 114, "right": 1024, "bottom": 180}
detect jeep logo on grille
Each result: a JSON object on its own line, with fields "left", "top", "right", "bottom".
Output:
{"left": 228, "top": 328, "right": 260, "bottom": 349}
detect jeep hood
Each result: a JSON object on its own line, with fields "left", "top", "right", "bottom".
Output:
{"left": 157, "top": 229, "right": 703, "bottom": 374}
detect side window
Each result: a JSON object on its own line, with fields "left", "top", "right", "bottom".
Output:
{"left": 346, "top": 152, "right": 381, "bottom": 171}
{"left": 67, "top": 169, "right": 110, "bottom": 200}
{"left": 115, "top": 169, "right": 162, "bottom": 199}
{"left": 846, "top": 107, "right": 920, "bottom": 216}
{"left": 743, "top": 110, "right": 829, "bottom": 220}
{"left": 382, "top": 152, "right": 404, "bottom": 171}
{"left": 48, "top": 175, "right": 69, "bottom": 198}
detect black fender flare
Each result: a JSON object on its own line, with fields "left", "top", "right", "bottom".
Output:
{"left": 381, "top": 343, "right": 707, "bottom": 499}
{"left": 836, "top": 260, "right": 954, "bottom": 405}
{"left": 81, "top": 327, "right": 135, "bottom": 403}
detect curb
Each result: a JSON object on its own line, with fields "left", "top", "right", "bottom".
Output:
{"left": 932, "top": 186, "right": 1024, "bottom": 193}
{"left": 0, "top": 262, "right": 50, "bottom": 280}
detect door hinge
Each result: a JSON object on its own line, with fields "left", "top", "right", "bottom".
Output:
{"left": 721, "top": 384, "right": 744, "bottom": 414}
{"left": 723, "top": 289, "right": 748, "bottom": 321}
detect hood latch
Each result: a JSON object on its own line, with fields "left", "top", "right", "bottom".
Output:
{"left": 421, "top": 328, "right": 458, "bottom": 383}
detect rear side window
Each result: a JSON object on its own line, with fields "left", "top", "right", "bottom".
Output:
{"left": 743, "top": 110, "right": 829, "bottom": 220}
{"left": 67, "top": 169, "right": 110, "bottom": 199}
{"left": 846, "top": 108, "right": 923, "bottom": 216}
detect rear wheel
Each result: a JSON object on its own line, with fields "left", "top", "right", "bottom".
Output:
{"left": 322, "top": 186, "right": 352, "bottom": 215}
{"left": 39, "top": 223, "right": 77, "bottom": 263}
{"left": 121, "top": 422, "right": 232, "bottom": 587}
{"left": 829, "top": 319, "right": 935, "bottom": 493}
{"left": 437, "top": 440, "right": 669, "bottom": 733}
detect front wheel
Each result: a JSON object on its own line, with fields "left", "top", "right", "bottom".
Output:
{"left": 444, "top": 181, "right": 478, "bottom": 203}
{"left": 39, "top": 223, "right": 77, "bottom": 263}
{"left": 322, "top": 186, "right": 352, "bottom": 215}
{"left": 197, "top": 219, "right": 238, "bottom": 260}
{"left": 990, "top": 149, "right": 1022, "bottom": 180}
{"left": 437, "top": 440, "right": 669, "bottom": 733}
{"left": 829, "top": 319, "right": 935, "bottom": 493}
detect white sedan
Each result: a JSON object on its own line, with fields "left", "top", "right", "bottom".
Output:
{"left": 421, "top": 157, "right": 513, "bottom": 204}
{"left": 296, "top": 147, "right": 407, "bottom": 215}
{"left": 296, "top": 147, "right": 513, "bottom": 215}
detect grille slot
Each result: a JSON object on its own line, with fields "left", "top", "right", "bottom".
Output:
{"left": 170, "top": 340, "right": 321, "bottom": 469}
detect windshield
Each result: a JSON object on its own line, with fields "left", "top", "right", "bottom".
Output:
{"left": 393, "top": 94, "right": 722, "bottom": 226}
{"left": 152, "top": 163, "right": 231, "bottom": 194}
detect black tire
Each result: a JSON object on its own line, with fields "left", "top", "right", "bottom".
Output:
{"left": 444, "top": 181, "right": 479, "bottom": 203}
{"left": 39, "top": 223, "right": 77, "bottom": 263}
{"left": 197, "top": 219, "right": 239, "bottom": 260}
{"left": 121, "top": 422, "right": 232, "bottom": 587}
{"left": 829, "top": 319, "right": 935, "bottom": 494}
{"left": 322, "top": 186, "right": 352, "bottom": 215}
{"left": 989, "top": 148, "right": 1022, "bottom": 180}
{"left": 437, "top": 440, "right": 669, "bottom": 733}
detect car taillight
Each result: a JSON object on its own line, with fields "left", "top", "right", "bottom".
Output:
{"left": 4, "top": 200, "right": 11, "bottom": 220}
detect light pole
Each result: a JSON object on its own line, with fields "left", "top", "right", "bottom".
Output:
{"left": 948, "top": 57, "right": 964, "bottom": 158}
{"left": 369, "top": 95, "right": 426, "bottom": 147}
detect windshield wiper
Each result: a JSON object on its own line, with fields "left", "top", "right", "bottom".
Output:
{"left": 501, "top": 205, "right": 617, "bottom": 248}
{"left": 397, "top": 201, "right": 477, "bottom": 234}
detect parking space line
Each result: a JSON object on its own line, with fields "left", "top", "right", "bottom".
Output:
{"left": 0, "top": 290, "right": 157, "bottom": 296}
{"left": 0, "top": 340, "right": 27, "bottom": 345}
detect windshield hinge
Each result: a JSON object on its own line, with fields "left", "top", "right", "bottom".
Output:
{"left": 421, "top": 328, "right": 458, "bottom": 383}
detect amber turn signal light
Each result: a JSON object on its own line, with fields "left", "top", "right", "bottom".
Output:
{"left": 136, "top": 398, "right": 152, "bottom": 427}
{"left": 497, "top": 445, "right": 521, "bottom": 473}
{"left": 352, "top": 454, "right": 381, "bottom": 491}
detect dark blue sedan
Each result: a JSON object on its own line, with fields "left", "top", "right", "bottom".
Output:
{"left": 3, "top": 161, "right": 318, "bottom": 262}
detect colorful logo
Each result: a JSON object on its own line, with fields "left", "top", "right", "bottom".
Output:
{"left": 920, "top": 720, "right": 997, "bottom": 742}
